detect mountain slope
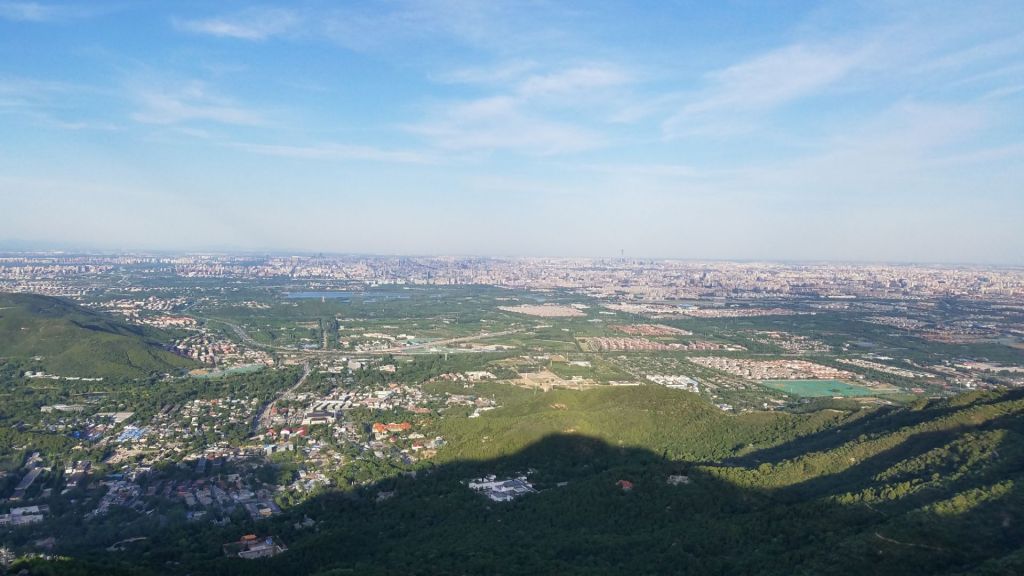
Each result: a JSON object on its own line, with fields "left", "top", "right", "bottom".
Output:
{"left": 0, "top": 292, "right": 194, "bottom": 378}
{"left": 287, "top": 389, "right": 1024, "bottom": 576}
{"left": 19, "top": 389, "right": 1023, "bottom": 575}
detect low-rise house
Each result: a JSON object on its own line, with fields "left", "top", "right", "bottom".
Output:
{"left": 223, "top": 535, "right": 287, "bottom": 560}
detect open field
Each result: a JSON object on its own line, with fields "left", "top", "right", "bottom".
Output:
{"left": 498, "top": 304, "right": 586, "bottom": 317}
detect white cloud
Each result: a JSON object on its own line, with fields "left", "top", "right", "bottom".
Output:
{"left": 517, "top": 65, "right": 631, "bottom": 98}
{"left": 435, "top": 60, "right": 538, "bottom": 85}
{"left": 709, "top": 101, "right": 995, "bottom": 203}
{"left": 919, "top": 33, "right": 1024, "bottom": 73}
{"left": 0, "top": 1, "right": 98, "bottom": 22}
{"left": 407, "top": 95, "right": 604, "bottom": 155}
{"left": 410, "top": 63, "right": 631, "bottom": 155}
{"left": 572, "top": 162, "right": 699, "bottom": 179}
{"left": 664, "top": 43, "right": 867, "bottom": 136}
{"left": 0, "top": 76, "right": 118, "bottom": 130}
{"left": 130, "top": 81, "right": 263, "bottom": 126}
{"left": 703, "top": 45, "right": 860, "bottom": 110}
{"left": 0, "top": 76, "right": 73, "bottom": 103}
{"left": 321, "top": 0, "right": 552, "bottom": 54}
{"left": 174, "top": 8, "right": 300, "bottom": 41}
{"left": 0, "top": 1, "right": 53, "bottom": 21}
{"left": 409, "top": 111, "right": 602, "bottom": 156}
{"left": 232, "top": 142, "right": 433, "bottom": 164}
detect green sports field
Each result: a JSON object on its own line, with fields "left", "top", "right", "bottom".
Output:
{"left": 759, "top": 379, "right": 879, "bottom": 397}
{"left": 190, "top": 364, "right": 266, "bottom": 379}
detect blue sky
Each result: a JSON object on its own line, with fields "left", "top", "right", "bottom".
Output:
{"left": 1, "top": 1, "right": 1022, "bottom": 263}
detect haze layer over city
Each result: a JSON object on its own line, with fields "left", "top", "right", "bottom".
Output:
{"left": 2, "top": 2, "right": 1024, "bottom": 576}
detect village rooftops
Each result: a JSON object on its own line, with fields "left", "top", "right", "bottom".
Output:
{"left": 467, "top": 475, "right": 537, "bottom": 502}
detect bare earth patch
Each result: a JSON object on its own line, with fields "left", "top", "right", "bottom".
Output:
{"left": 498, "top": 304, "right": 586, "bottom": 318}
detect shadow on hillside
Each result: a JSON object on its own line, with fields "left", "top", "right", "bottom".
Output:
{"left": 769, "top": 416, "right": 1023, "bottom": 503}
{"left": 63, "top": 423, "right": 1024, "bottom": 576}
{"left": 729, "top": 388, "right": 1024, "bottom": 469}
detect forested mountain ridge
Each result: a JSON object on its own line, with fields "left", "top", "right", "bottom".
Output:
{"left": 0, "top": 293, "right": 193, "bottom": 378}
{"left": 276, "top": 389, "right": 1024, "bottom": 576}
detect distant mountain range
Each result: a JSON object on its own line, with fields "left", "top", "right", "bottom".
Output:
{"left": 0, "top": 293, "right": 194, "bottom": 378}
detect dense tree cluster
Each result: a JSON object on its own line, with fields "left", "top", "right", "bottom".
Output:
{"left": 5, "top": 390, "right": 1022, "bottom": 575}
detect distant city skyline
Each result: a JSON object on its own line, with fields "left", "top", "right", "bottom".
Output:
{"left": 1, "top": 245, "right": 1021, "bottom": 269}
{"left": 1, "top": 1, "right": 1022, "bottom": 264}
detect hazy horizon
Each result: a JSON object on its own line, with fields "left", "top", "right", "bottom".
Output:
{"left": 1, "top": 241, "right": 1022, "bottom": 269}
{"left": 2, "top": 1, "right": 1023, "bottom": 264}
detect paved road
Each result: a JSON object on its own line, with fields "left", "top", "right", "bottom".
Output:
{"left": 204, "top": 318, "right": 274, "bottom": 350}
{"left": 379, "top": 328, "right": 524, "bottom": 354}
{"left": 253, "top": 362, "right": 311, "bottom": 433}
{"left": 208, "top": 316, "right": 524, "bottom": 356}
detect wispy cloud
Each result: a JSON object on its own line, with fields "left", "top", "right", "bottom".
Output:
{"left": 698, "top": 45, "right": 862, "bottom": 112}
{"left": 321, "top": 0, "right": 558, "bottom": 54}
{"left": 0, "top": 75, "right": 74, "bottom": 103}
{"left": 438, "top": 61, "right": 631, "bottom": 97}
{"left": 434, "top": 60, "right": 538, "bottom": 85}
{"left": 410, "top": 63, "right": 630, "bottom": 155}
{"left": 11, "top": 111, "right": 120, "bottom": 132}
{"left": 918, "top": 32, "right": 1024, "bottom": 73}
{"left": 0, "top": 1, "right": 104, "bottom": 22}
{"left": 408, "top": 107, "right": 603, "bottom": 156}
{"left": 407, "top": 92, "right": 606, "bottom": 155}
{"left": 171, "top": 1, "right": 562, "bottom": 57}
{"left": 572, "top": 162, "right": 699, "bottom": 179}
{"left": 714, "top": 101, "right": 994, "bottom": 202}
{"left": 173, "top": 8, "right": 300, "bottom": 41}
{"left": 0, "top": 1, "right": 54, "bottom": 21}
{"left": 3, "top": 0, "right": 1021, "bottom": 261}
{"left": 664, "top": 43, "right": 868, "bottom": 137}
{"left": 517, "top": 65, "right": 631, "bottom": 98}
{"left": 232, "top": 141, "right": 433, "bottom": 164}
{"left": 130, "top": 81, "right": 263, "bottom": 126}
{"left": 0, "top": 75, "right": 118, "bottom": 131}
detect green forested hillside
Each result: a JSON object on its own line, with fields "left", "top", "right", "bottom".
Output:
{"left": 430, "top": 384, "right": 847, "bottom": 462}
{"left": 283, "top": 389, "right": 1024, "bottom": 576}
{"left": 13, "top": 388, "right": 1023, "bottom": 575}
{"left": 0, "top": 292, "right": 194, "bottom": 378}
